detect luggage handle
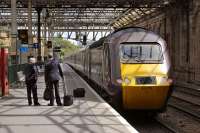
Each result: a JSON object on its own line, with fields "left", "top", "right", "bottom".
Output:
{"left": 62, "top": 77, "right": 68, "bottom": 96}
{"left": 62, "top": 76, "right": 73, "bottom": 106}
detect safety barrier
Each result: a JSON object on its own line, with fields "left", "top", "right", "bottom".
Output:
{"left": 8, "top": 64, "right": 27, "bottom": 85}
{"left": 8, "top": 62, "right": 45, "bottom": 85}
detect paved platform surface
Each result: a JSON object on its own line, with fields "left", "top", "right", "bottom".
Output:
{"left": 0, "top": 64, "right": 138, "bottom": 133}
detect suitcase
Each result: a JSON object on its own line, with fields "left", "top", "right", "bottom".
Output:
{"left": 73, "top": 88, "right": 85, "bottom": 97}
{"left": 63, "top": 78, "right": 73, "bottom": 106}
{"left": 63, "top": 95, "right": 73, "bottom": 106}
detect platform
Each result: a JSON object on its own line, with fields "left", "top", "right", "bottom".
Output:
{"left": 0, "top": 64, "right": 138, "bottom": 133}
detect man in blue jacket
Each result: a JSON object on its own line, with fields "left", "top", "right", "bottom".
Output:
{"left": 45, "top": 54, "right": 63, "bottom": 106}
{"left": 24, "top": 57, "right": 40, "bottom": 106}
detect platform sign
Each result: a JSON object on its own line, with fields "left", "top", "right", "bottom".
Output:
{"left": 33, "top": 43, "right": 39, "bottom": 49}
{"left": 0, "top": 27, "right": 11, "bottom": 48}
{"left": 20, "top": 44, "right": 29, "bottom": 53}
{"left": 20, "top": 47, "right": 29, "bottom": 53}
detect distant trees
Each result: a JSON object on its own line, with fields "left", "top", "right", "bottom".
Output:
{"left": 52, "top": 35, "right": 80, "bottom": 59}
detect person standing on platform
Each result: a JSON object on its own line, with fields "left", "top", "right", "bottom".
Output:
{"left": 24, "top": 57, "right": 40, "bottom": 106}
{"left": 44, "top": 54, "right": 63, "bottom": 106}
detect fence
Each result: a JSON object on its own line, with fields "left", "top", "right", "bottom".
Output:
{"left": 8, "top": 64, "right": 27, "bottom": 85}
{"left": 8, "top": 62, "right": 45, "bottom": 85}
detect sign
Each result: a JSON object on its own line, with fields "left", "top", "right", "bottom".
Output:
{"left": 20, "top": 47, "right": 29, "bottom": 53}
{"left": 20, "top": 44, "right": 29, "bottom": 53}
{"left": 21, "top": 44, "right": 29, "bottom": 47}
{"left": 33, "top": 43, "right": 39, "bottom": 48}
{"left": 0, "top": 27, "right": 11, "bottom": 48}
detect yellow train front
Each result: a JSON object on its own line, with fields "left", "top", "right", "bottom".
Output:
{"left": 66, "top": 27, "right": 173, "bottom": 113}
{"left": 120, "top": 62, "right": 172, "bottom": 111}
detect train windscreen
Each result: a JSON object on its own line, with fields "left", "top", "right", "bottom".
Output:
{"left": 120, "top": 43, "right": 163, "bottom": 64}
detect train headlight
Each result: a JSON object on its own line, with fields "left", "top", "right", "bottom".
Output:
{"left": 160, "top": 77, "right": 167, "bottom": 84}
{"left": 160, "top": 77, "right": 173, "bottom": 84}
{"left": 167, "top": 78, "right": 173, "bottom": 84}
{"left": 124, "top": 77, "right": 131, "bottom": 85}
{"left": 116, "top": 79, "right": 123, "bottom": 84}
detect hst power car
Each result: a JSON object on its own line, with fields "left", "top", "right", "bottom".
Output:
{"left": 65, "top": 27, "right": 173, "bottom": 113}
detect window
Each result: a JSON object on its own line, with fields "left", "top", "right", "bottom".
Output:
{"left": 120, "top": 43, "right": 163, "bottom": 63}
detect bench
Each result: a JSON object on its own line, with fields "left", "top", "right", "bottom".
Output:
{"left": 17, "top": 71, "right": 25, "bottom": 87}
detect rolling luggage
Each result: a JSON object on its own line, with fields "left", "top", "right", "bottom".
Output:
{"left": 63, "top": 78, "right": 73, "bottom": 106}
{"left": 63, "top": 95, "right": 73, "bottom": 106}
{"left": 73, "top": 88, "right": 85, "bottom": 97}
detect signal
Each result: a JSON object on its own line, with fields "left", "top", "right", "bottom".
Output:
{"left": 53, "top": 46, "right": 61, "bottom": 52}
{"left": 83, "top": 35, "right": 87, "bottom": 45}
{"left": 18, "top": 30, "right": 28, "bottom": 44}
{"left": 46, "top": 41, "right": 52, "bottom": 48}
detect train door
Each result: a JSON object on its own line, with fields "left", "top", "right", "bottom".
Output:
{"left": 88, "top": 49, "right": 91, "bottom": 78}
{"left": 98, "top": 47, "right": 103, "bottom": 84}
{"left": 102, "top": 44, "right": 111, "bottom": 87}
{"left": 83, "top": 50, "right": 86, "bottom": 73}
{"left": 84, "top": 50, "right": 88, "bottom": 76}
{"left": 85, "top": 49, "right": 91, "bottom": 78}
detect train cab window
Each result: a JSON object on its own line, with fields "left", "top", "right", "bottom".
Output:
{"left": 120, "top": 42, "right": 163, "bottom": 63}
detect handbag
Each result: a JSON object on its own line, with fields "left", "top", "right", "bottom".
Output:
{"left": 43, "top": 85, "right": 50, "bottom": 101}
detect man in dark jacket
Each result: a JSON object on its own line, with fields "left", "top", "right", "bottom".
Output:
{"left": 45, "top": 54, "right": 63, "bottom": 106}
{"left": 24, "top": 57, "right": 40, "bottom": 106}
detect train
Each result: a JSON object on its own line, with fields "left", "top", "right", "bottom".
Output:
{"left": 64, "top": 27, "right": 173, "bottom": 113}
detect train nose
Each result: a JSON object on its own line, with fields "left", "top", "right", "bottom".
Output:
{"left": 122, "top": 85, "right": 170, "bottom": 110}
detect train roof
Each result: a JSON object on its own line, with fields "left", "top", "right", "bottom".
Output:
{"left": 112, "top": 26, "right": 148, "bottom": 33}
{"left": 89, "top": 37, "right": 106, "bottom": 49}
{"left": 88, "top": 27, "right": 161, "bottom": 49}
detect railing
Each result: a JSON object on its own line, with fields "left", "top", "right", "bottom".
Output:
{"left": 8, "top": 64, "right": 27, "bottom": 85}
{"left": 8, "top": 62, "right": 45, "bottom": 85}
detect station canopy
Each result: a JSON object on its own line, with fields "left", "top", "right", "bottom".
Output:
{"left": 0, "top": 0, "right": 176, "bottom": 32}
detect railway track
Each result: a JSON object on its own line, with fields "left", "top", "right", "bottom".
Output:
{"left": 119, "top": 110, "right": 175, "bottom": 133}
{"left": 170, "top": 84, "right": 200, "bottom": 119}
{"left": 174, "top": 84, "right": 200, "bottom": 97}
{"left": 172, "top": 92, "right": 200, "bottom": 106}
{"left": 168, "top": 97, "right": 200, "bottom": 121}
{"left": 157, "top": 105, "right": 200, "bottom": 133}
{"left": 155, "top": 85, "right": 200, "bottom": 133}
{"left": 155, "top": 117, "right": 182, "bottom": 133}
